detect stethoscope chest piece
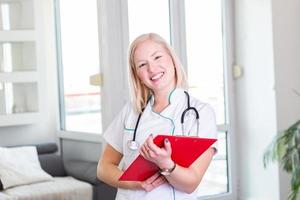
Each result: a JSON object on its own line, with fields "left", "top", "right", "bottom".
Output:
{"left": 127, "top": 140, "right": 139, "bottom": 150}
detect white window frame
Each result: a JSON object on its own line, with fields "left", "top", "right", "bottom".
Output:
{"left": 54, "top": 0, "right": 107, "bottom": 141}
{"left": 121, "top": 0, "right": 237, "bottom": 199}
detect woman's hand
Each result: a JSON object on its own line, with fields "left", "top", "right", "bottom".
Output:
{"left": 138, "top": 135, "right": 215, "bottom": 194}
{"left": 139, "top": 135, "right": 174, "bottom": 169}
{"left": 139, "top": 172, "right": 167, "bottom": 192}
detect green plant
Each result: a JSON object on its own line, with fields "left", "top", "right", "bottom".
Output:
{"left": 263, "top": 120, "right": 300, "bottom": 200}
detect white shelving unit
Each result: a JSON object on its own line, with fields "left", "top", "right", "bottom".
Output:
{"left": 0, "top": 30, "right": 36, "bottom": 41}
{"left": 0, "top": 0, "right": 42, "bottom": 126}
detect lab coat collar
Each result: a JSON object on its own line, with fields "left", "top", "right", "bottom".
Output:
{"left": 149, "top": 87, "right": 186, "bottom": 107}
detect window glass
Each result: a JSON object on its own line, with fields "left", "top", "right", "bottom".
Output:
{"left": 185, "top": 0, "right": 229, "bottom": 196}
{"left": 128, "top": 0, "right": 170, "bottom": 43}
{"left": 57, "top": 0, "right": 102, "bottom": 134}
{"left": 197, "top": 132, "right": 228, "bottom": 196}
{"left": 185, "top": 0, "right": 225, "bottom": 125}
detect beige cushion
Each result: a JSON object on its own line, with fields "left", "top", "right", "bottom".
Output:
{"left": 0, "top": 192, "right": 13, "bottom": 200}
{"left": 0, "top": 146, "right": 53, "bottom": 189}
{"left": 2, "top": 177, "right": 93, "bottom": 200}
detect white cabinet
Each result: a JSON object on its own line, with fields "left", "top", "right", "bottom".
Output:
{"left": 0, "top": 0, "right": 42, "bottom": 126}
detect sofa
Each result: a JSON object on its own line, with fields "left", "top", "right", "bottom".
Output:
{"left": 0, "top": 143, "right": 117, "bottom": 200}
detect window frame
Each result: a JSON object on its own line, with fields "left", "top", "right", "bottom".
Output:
{"left": 157, "top": 1, "right": 237, "bottom": 198}
{"left": 55, "top": 0, "right": 237, "bottom": 198}
{"left": 124, "top": 0, "right": 237, "bottom": 199}
{"left": 54, "top": 0, "right": 66, "bottom": 131}
{"left": 54, "top": 0, "right": 109, "bottom": 141}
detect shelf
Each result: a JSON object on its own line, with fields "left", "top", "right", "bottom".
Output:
{"left": 0, "top": 112, "right": 41, "bottom": 126}
{"left": 0, "top": 72, "right": 38, "bottom": 82}
{"left": 0, "top": 0, "right": 34, "bottom": 30}
{"left": 0, "top": 41, "right": 36, "bottom": 72}
{"left": 0, "top": 30, "right": 35, "bottom": 41}
{"left": 0, "top": 0, "right": 41, "bottom": 127}
{"left": 0, "top": 0, "right": 32, "bottom": 3}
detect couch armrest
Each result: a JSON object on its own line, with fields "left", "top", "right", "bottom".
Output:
{"left": 39, "top": 154, "right": 66, "bottom": 177}
{"left": 64, "top": 160, "right": 117, "bottom": 200}
{"left": 93, "top": 179, "right": 117, "bottom": 200}
{"left": 64, "top": 160, "right": 99, "bottom": 184}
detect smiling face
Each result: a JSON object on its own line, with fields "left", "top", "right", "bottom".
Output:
{"left": 133, "top": 39, "right": 176, "bottom": 95}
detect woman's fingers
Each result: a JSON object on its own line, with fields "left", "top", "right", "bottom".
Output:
{"left": 140, "top": 145, "right": 148, "bottom": 155}
{"left": 145, "top": 172, "right": 160, "bottom": 183}
{"left": 140, "top": 136, "right": 159, "bottom": 159}
{"left": 141, "top": 172, "right": 161, "bottom": 192}
{"left": 163, "top": 138, "right": 172, "bottom": 154}
{"left": 140, "top": 134, "right": 173, "bottom": 167}
{"left": 140, "top": 144, "right": 153, "bottom": 159}
{"left": 152, "top": 175, "right": 167, "bottom": 186}
{"left": 146, "top": 135, "right": 161, "bottom": 153}
{"left": 141, "top": 174, "right": 167, "bottom": 192}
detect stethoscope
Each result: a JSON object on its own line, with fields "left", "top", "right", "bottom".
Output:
{"left": 127, "top": 91, "right": 200, "bottom": 150}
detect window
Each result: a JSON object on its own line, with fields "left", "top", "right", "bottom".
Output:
{"left": 127, "top": 0, "right": 170, "bottom": 43}
{"left": 127, "top": 0, "right": 233, "bottom": 198}
{"left": 55, "top": 0, "right": 234, "bottom": 198}
{"left": 55, "top": 0, "right": 102, "bottom": 134}
{"left": 184, "top": 0, "right": 229, "bottom": 196}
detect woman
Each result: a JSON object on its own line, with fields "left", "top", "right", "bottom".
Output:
{"left": 97, "top": 33, "right": 217, "bottom": 200}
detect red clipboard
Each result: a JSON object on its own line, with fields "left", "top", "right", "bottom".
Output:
{"left": 119, "top": 135, "right": 217, "bottom": 181}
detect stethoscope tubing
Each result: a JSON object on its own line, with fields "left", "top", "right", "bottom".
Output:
{"left": 132, "top": 108, "right": 144, "bottom": 142}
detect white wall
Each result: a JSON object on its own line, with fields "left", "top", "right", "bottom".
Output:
{"left": 0, "top": 0, "right": 58, "bottom": 146}
{"left": 62, "top": 139, "right": 102, "bottom": 162}
{"left": 234, "top": 0, "right": 280, "bottom": 199}
{"left": 272, "top": 0, "right": 300, "bottom": 199}
{"left": 235, "top": 0, "right": 300, "bottom": 199}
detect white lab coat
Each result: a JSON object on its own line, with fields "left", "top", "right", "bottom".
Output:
{"left": 103, "top": 88, "right": 217, "bottom": 200}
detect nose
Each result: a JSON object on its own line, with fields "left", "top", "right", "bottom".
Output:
{"left": 147, "top": 61, "right": 156, "bottom": 73}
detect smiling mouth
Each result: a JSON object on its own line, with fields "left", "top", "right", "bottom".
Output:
{"left": 150, "top": 72, "right": 164, "bottom": 81}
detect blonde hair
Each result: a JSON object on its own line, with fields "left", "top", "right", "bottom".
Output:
{"left": 128, "top": 33, "right": 188, "bottom": 113}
